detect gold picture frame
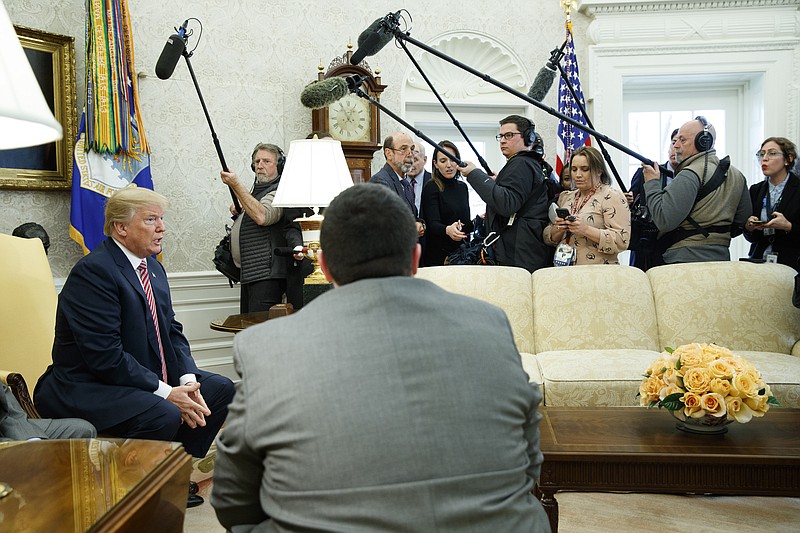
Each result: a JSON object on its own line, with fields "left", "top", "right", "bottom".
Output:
{"left": 0, "top": 25, "right": 76, "bottom": 190}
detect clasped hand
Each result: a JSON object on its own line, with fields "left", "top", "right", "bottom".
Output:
{"left": 167, "top": 382, "right": 211, "bottom": 429}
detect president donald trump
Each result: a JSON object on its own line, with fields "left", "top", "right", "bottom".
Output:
{"left": 36, "top": 186, "right": 234, "bottom": 506}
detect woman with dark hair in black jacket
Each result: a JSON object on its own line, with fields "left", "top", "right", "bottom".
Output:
{"left": 744, "top": 136, "right": 800, "bottom": 270}
{"left": 421, "top": 140, "right": 473, "bottom": 266}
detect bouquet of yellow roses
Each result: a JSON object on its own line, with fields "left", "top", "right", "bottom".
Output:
{"left": 639, "top": 343, "right": 780, "bottom": 424}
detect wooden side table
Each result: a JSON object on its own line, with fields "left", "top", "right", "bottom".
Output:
{"left": 210, "top": 304, "right": 294, "bottom": 333}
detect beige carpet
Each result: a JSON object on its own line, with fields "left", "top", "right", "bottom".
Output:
{"left": 184, "top": 482, "right": 800, "bottom": 532}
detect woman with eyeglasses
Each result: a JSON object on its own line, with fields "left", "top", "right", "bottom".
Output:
{"left": 421, "top": 140, "right": 474, "bottom": 266}
{"left": 744, "top": 137, "right": 800, "bottom": 270}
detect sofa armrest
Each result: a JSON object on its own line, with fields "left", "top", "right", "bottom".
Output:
{"left": 792, "top": 341, "right": 800, "bottom": 357}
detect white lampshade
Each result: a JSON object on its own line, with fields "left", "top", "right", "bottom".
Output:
{"left": 273, "top": 138, "right": 354, "bottom": 209}
{"left": 0, "top": 2, "right": 63, "bottom": 149}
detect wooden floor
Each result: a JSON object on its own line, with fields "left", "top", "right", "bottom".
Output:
{"left": 184, "top": 482, "right": 800, "bottom": 533}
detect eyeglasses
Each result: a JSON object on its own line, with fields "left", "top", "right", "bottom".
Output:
{"left": 496, "top": 132, "right": 523, "bottom": 141}
{"left": 389, "top": 145, "right": 415, "bottom": 154}
{"left": 756, "top": 150, "right": 784, "bottom": 161}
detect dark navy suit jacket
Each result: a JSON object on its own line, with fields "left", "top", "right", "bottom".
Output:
{"left": 35, "top": 238, "right": 200, "bottom": 430}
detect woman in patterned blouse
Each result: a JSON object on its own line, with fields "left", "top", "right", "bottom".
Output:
{"left": 544, "top": 145, "right": 631, "bottom": 265}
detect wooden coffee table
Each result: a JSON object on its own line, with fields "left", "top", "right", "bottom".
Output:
{"left": 536, "top": 407, "right": 800, "bottom": 533}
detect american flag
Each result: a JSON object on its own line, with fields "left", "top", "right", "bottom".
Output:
{"left": 555, "top": 21, "right": 591, "bottom": 177}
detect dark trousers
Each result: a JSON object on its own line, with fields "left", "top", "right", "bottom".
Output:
{"left": 102, "top": 370, "right": 234, "bottom": 458}
{"left": 240, "top": 279, "right": 287, "bottom": 313}
{"left": 286, "top": 257, "right": 314, "bottom": 309}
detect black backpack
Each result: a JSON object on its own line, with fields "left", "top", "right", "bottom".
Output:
{"left": 213, "top": 225, "right": 240, "bottom": 286}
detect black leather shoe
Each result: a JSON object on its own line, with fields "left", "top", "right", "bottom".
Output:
{"left": 187, "top": 493, "right": 204, "bottom": 508}
{"left": 189, "top": 481, "right": 199, "bottom": 495}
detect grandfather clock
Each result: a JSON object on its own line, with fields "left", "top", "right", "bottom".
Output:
{"left": 311, "top": 46, "right": 386, "bottom": 183}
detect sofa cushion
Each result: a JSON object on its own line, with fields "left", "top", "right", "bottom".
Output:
{"left": 736, "top": 351, "right": 800, "bottom": 408}
{"left": 531, "top": 265, "right": 660, "bottom": 353}
{"left": 519, "top": 352, "right": 543, "bottom": 385}
{"left": 536, "top": 349, "right": 662, "bottom": 407}
{"left": 415, "top": 265, "right": 535, "bottom": 353}
{"left": 647, "top": 262, "right": 800, "bottom": 354}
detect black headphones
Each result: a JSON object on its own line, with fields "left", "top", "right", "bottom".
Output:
{"left": 521, "top": 118, "right": 537, "bottom": 147}
{"left": 694, "top": 116, "right": 714, "bottom": 152}
{"left": 531, "top": 132, "right": 544, "bottom": 157}
{"left": 251, "top": 143, "right": 286, "bottom": 175}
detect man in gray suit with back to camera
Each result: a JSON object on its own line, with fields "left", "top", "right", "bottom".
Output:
{"left": 211, "top": 183, "right": 550, "bottom": 532}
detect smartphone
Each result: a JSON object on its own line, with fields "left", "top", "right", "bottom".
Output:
{"left": 556, "top": 208, "right": 570, "bottom": 219}
{"left": 753, "top": 219, "right": 771, "bottom": 225}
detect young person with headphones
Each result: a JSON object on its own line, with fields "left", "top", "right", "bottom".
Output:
{"left": 220, "top": 143, "right": 304, "bottom": 313}
{"left": 461, "top": 115, "right": 552, "bottom": 272}
{"left": 640, "top": 117, "right": 751, "bottom": 264}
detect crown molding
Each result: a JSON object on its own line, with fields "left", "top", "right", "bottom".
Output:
{"left": 589, "top": 39, "right": 800, "bottom": 56}
{"left": 579, "top": 0, "right": 800, "bottom": 14}
{"left": 583, "top": 1, "right": 799, "bottom": 46}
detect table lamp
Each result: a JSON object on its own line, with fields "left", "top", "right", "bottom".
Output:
{"left": 0, "top": 2, "right": 63, "bottom": 149}
{"left": 272, "top": 137, "right": 354, "bottom": 284}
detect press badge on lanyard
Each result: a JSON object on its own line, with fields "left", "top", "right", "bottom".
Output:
{"left": 553, "top": 242, "right": 575, "bottom": 267}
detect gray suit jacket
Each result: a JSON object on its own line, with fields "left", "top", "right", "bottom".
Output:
{"left": 211, "top": 277, "right": 549, "bottom": 532}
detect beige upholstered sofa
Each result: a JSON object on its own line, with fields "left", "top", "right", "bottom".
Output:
{"left": 415, "top": 261, "right": 800, "bottom": 408}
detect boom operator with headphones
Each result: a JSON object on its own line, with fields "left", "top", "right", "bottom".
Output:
{"left": 250, "top": 143, "right": 286, "bottom": 176}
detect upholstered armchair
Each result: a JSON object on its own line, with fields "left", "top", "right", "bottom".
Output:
{"left": 0, "top": 233, "right": 58, "bottom": 415}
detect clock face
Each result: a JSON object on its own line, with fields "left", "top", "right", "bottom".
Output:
{"left": 328, "top": 93, "right": 371, "bottom": 142}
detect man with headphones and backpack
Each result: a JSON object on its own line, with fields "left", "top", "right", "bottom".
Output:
{"left": 462, "top": 115, "right": 551, "bottom": 272}
{"left": 641, "top": 117, "right": 751, "bottom": 264}
{"left": 221, "top": 143, "right": 303, "bottom": 312}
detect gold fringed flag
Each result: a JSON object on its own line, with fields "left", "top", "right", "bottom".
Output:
{"left": 70, "top": 0, "right": 153, "bottom": 254}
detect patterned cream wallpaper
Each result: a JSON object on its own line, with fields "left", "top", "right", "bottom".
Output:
{"left": 1, "top": 0, "right": 578, "bottom": 277}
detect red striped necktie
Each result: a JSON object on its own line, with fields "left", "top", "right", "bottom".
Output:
{"left": 137, "top": 259, "right": 168, "bottom": 382}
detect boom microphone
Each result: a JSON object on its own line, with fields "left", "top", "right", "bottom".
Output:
{"left": 350, "top": 12, "right": 398, "bottom": 65}
{"left": 527, "top": 63, "right": 557, "bottom": 102}
{"left": 155, "top": 20, "right": 189, "bottom": 80}
{"left": 300, "top": 76, "right": 350, "bottom": 109}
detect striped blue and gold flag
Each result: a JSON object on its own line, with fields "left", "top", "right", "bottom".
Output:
{"left": 70, "top": 0, "right": 151, "bottom": 254}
